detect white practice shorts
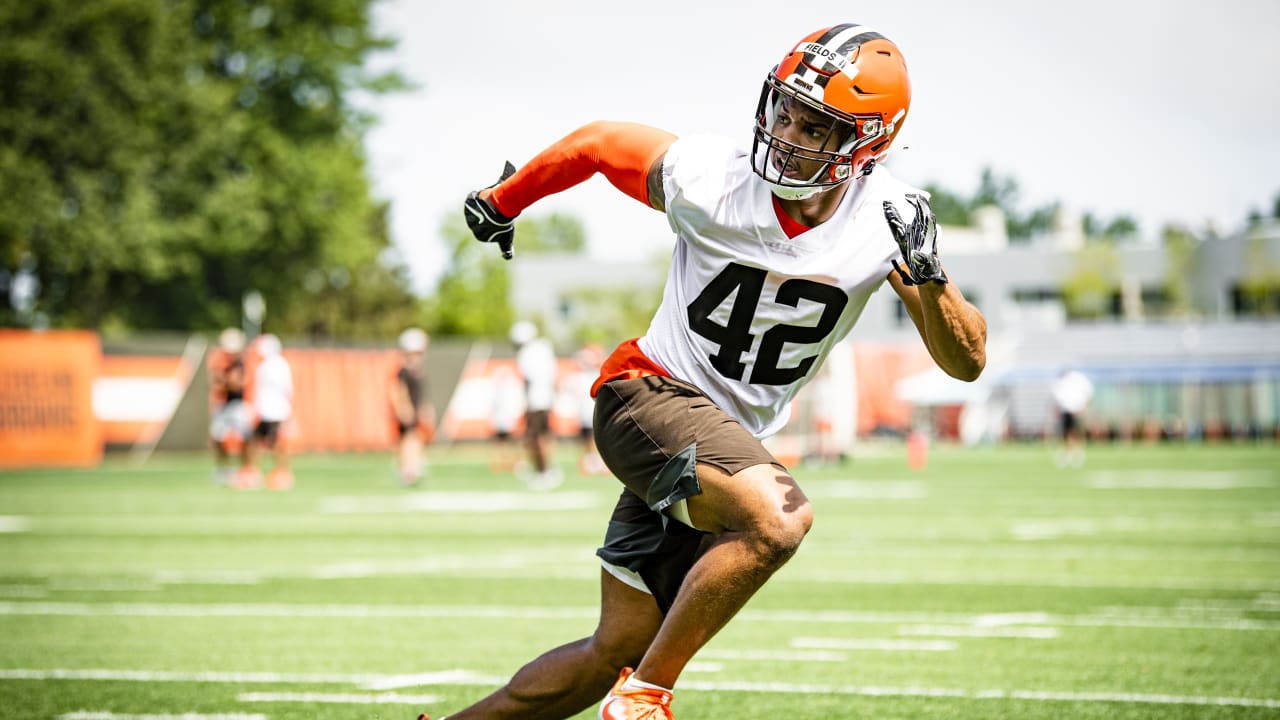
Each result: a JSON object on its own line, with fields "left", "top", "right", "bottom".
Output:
{"left": 210, "top": 400, "right": 252, "bottom": 442}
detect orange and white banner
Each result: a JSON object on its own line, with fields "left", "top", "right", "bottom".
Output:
{"left": 0, "top": 330, "right": 102, "bottom": 468}
{"left": 94, "top": 354, "right": 188, "bottom": 446}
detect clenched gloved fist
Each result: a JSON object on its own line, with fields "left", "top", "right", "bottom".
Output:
{"left": 463, "top": 161, "right": 518, "bottom": 260}
{"left": 884, "top": 194, "right": 947, "bottom": 286}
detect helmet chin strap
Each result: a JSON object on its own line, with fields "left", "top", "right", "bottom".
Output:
{"left": 768, "top": 183, "right": 828, "bottom": 201}
{"left": 768, "top": 162, "right": 854, "bottom": 200}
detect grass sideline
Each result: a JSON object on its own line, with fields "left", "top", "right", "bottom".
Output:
{"left": 1, "top": 442, "right": 1278, "bottom": 719}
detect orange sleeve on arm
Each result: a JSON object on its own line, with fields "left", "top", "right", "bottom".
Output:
{"left": 487, "top": 121, "right": 676, "bottom": 217}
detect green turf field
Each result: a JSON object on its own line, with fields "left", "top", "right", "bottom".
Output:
{"left": 1, "top": 443, "right": 1278, "bottom": 719}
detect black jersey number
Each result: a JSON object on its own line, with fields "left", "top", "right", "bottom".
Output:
{"left": 686, "top": 262, "right": 849, "bottom": 386}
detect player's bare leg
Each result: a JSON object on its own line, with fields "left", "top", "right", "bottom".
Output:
{"left": 398, "top": 432, "right": 423, "bottom": 485}
{"left": 632, "top": 462, "right": 812, "bottom": 688}
{"left": 445, "top": 569, "right": 662, "bottom": 720}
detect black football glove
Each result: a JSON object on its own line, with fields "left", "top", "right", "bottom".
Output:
{"left": 884, "top": 194, "right": 947, "bottom": 286}
{"left": 463, "top": 161, "right": 518, "bottom": 260}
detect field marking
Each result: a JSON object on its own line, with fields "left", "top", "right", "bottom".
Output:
{"left": 318, "top": 491, "right": 598, "bottom": 514}
{"left": 698, "top": 648, "right": 851, "bottom": 662}
{"left": 0, "top": 668, "right": 504, "bottom": 686}
{"left": 779, "top": 569, "right": 1280, "bottom": 592}
{"left": 18, "top": 668, "right": 1280, "bottom": 709}
{"left": 791, "top": 637, "right": 957, "bottom": 652}
{"left": 3, "top": 601, "right": 1277, "bottom": 632}
{"left": 1009, "top": 519, "right": 1098, "bottom": 541}
{"left": 61, "top": 714, "right": 265, "bottom": 720}
{"left": 897, "top": 624, "right": 1060, "bottom": 639}
{"left": 817, "top": 544, "right": 1280, "bottom": 563}
{"left": 676, "top": 680, "right": 1280, "bottom": 708}
{"left": 358, "top": 669, "right": 506, "bottom": 690}
{"left": 0, "top": 516, "right": 31, "bottom": 533}
{"left": 238, "top": 691, "right": 438, "bottom": 705}
{"left": 1086, "top": 471, "right": 1275, "bottom": 490}
{"left": 120, "top": 564, "right": 1280, "bottom": 591}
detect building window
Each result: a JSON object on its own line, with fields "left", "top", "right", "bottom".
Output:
{"left": 1231, "top": 283, "right": 1280, "bottom": 317}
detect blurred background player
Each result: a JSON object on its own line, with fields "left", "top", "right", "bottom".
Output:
{"left": 489, "top": 363, "right": 526, "bottom": 474}
{"left": 1051, "top": 366, "right": 1094, "bottom": 468}
{"left": 806, "top": 338, "right": 857, "bottom": 465}
{"left": 208, "top": 327, "right": 251, "bottom": 485}
{"left": 570, "top": 343, "right": 607, "bottom": 475}
{"left": 237, "top": 333, "right": 294, "bottom": 490}
{"left": 510, "top": 320, "right": 561, "bottom": 491}
{"left": 389, "top": 327, "right": 434, "bottom": 487}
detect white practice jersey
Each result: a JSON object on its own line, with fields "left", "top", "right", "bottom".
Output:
{"left": 516, "top": 338, "right": 558, "bottom": 412}
{"left": 253, "top": 355, "right": 293, "bottom": 423}
{"left": 637, "top": 134, "right": 922, "bottom": 438}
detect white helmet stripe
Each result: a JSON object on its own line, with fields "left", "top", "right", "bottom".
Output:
{"left": 807, "top": 24, "right": 885, "bottom": 79}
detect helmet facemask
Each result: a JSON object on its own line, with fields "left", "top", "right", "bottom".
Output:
{"left": 752, "top": 72, "right": 891, "bottom": 200}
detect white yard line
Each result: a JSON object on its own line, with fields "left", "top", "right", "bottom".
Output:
{"left": 0, "top": 516, "right": 31, "bottom": 533}
{"left": 2, "top": 668, "right": 504, "bottom": 685}
{"left": 318, "top": 491, "right": 599, "bottom": 514}
{"left": 698, "top": 648, "right": 851, "bottom": 662}
{"left": 791, "top": 637, "right": 958, "bottom": 652}
{"left": 897, "top": 624, "right": 1060, "bottom": 639}
{"left": 676, "top": 680, "right": 1280, "bottom": 708}
{"left": 18, "top": 669, "right": 1280, "bottom": 709}
{"left": 358, "top": 669, "right": 505, "bottom": 690}
{"left": 2, "top": 601, "right": 1276, "bottom": 632}
{"left": 60, "top": 714, "right": 265, "bottom": 720}
{"left": 238, "top": 691, "right": 438, "bottom": 704}
{"left": 778, "top": 569, "right": 1280, "bottom": 592}
{"left": 1086, "top": 470, "right": 1276, "bottom": 489}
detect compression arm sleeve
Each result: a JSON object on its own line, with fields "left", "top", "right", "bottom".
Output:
{"left": 487, "top": 121, "right": 677, "bottom": 217}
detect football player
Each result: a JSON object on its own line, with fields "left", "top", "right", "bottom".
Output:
{"left": 439, "top": 23, "right": 987, "bottom": 720}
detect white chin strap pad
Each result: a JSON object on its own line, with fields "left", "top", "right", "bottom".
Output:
{"left": 768, "top": 182, "right": 828, "bottom": 201}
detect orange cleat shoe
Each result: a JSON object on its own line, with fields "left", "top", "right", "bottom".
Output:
{"left": 232, "top": 467, "right": 262, "bottom": 490}
{"left": 598, "top": 667, "right": 673, "bottom": 720}
{"left": 266, "top": 468, "right": 294, "bottom": 491}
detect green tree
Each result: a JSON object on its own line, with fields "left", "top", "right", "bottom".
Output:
{"left": 973, "top": 167, "right": 1019, "bottom": 210}
{"left": 938, "top": 167, "right": 1056, "bottom": 243}
{"left": 1103, "top": 215, "right": 1140, "bottom": 243}
{"left": 1060, "top": 243, "right": 1121, "bottom": 319}
{"left": 0, "top": 0, "right": 413, "bottom": 335}
{"left": 517, "top": 212, "right": 587, "bottom": 254}
{"left": 1238, "top": 233, "right": 1280, "bottom": 317}
{"left": 1007, "top": 201, "right": 1059, "bottom": 241}
{"left": 921, "top": 183, "right": 971, "bottom": 226}
{"left": 1160, "top": 223, "right": 1197, "bottom": 317}
{"left": 425, "top": 214, "right": 513, "bottom": 337}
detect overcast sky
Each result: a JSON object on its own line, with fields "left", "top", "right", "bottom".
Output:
{"left": 362, "top": 1, "right": 1280, "bottom": 293}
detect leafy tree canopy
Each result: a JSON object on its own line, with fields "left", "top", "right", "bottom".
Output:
{"left": 0, "top": 0, "right": 416, "bottom": 338}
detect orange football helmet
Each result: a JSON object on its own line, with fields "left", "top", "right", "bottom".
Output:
{"left": 752, "top": 24, "right": 912, "bottom": 199}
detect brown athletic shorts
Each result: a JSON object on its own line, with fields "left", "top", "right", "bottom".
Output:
{"left": 592, "top": 375, "right": 782, "bottom": 613}
{"left": 524, "top": 409, "right": 550, "bottom": 437}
